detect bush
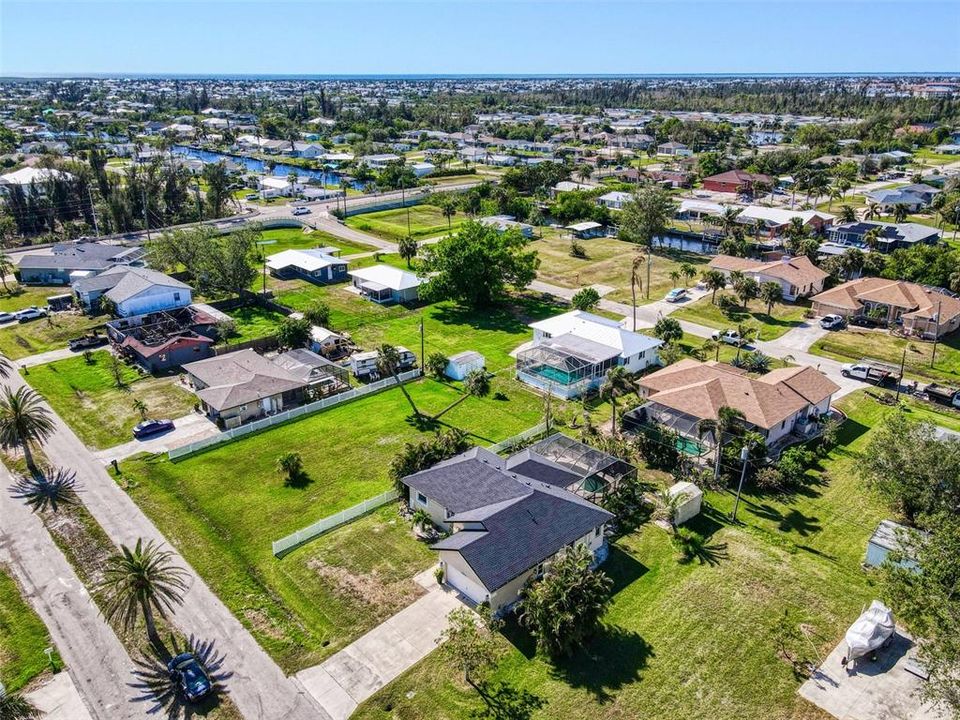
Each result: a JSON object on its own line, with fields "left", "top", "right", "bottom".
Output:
{"left": 569, "top": 239, "right": 587, "bottom": 258}
{"left": 389, "top": 428, "right": 470, "bottom": 492}
{"left": 425, "top": 351, "right": 449, "bottom": 379}
{"left": 777, "top": 446, "right": 814, "bottom": 486}
{"left": 434, "top": 566, "right": 445, "bottom": 584}
{"left": 276, "top": 316, "right": 311, "bottom": 349}
{"left": 754, "top": 465, "right": 787, "bottom": 492}
{"left": 303, "top": 300, "right": 331, "bottom": 329}
{"left": 653, "top": 316, "right": 683, "bottom": 344}
{"left": 571, "top": 286, "right": 600, "bottom": 311}
{"left": 716, "top": 294, "right": 739, "bottom": 315}
{"left": 634, "top": 424, "right": 681, "bottom": 471}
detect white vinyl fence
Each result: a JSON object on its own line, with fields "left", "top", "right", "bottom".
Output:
{"left": 487, "top": 422, "right": 550, "bottom": 455}
{"left": 168, "top": 369, "right": 422, "bottom": 460}
{"left": 272, "top": 489, "right": 399, "bottom": 556}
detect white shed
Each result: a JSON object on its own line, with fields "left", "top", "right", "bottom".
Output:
{"left": 445, "top": 351, "right": 485, "bottom": 381}
{"left": 667, "top": 481, "right": 703, "bottom": 526}
{"left": 866, "top": 520, "right": 924, "bottom": 571}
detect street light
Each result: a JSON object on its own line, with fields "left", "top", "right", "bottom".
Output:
{"left": 731, "top": 444, "right": 750, "bottom": 522}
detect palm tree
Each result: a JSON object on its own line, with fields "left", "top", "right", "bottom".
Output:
{"left": 892, "top": 203, "right": 909, "bottom": 223}
{"left": 838, "top": 204, "right": 857, "bottom": 224}
{"left": 702, "top": 269, "right": 727, "bottom": 305}
{"left": 132, "top": 398, "right": 148, "bottom": 421}
{"left": 864, "top": 203, "right": 880, "bottom": 221}
{"left": 733, "top": 323, "right": 757, "bottom": 362}
{"left": 600, "top": 366, "right": 634, "bottom": 436}
{"left": 759, "top": 281, "right": 783, "bottom": 316}
{"left": 397, "top": 236, "right": 418, "bottom": 268}
{"left": 376, "top": 344, "right": 420, "bottom": 418}
{"left": 699, "top": 337, "right": 721, "bottom": 362}
{"left": 669, "top": 269, "right": 681, "bottom": 287}
{"left": 0, "top": 387, "right": 56, "bottom": 472}
{"left": 9, "top": 466, "right": 79, "bottom": 513}
{"left": 0, "top": 687, "right": 41, "bottom": 720}
{"left": 0, "top": 355, "right": 11, "bottom": 379}
{"left": 718, "top": 207, "right": 743, "bottom": 238}
{"left": 697, "top": 406, "right": 746, "bottom": 480}
{"left": 863, "top": 226, "right": 883, "bottom": 251}
{"left": 630, "top": 254, "right": 645, "bottom": 331}
{"left": 98, "top": 539, "right": 188, "bottom": 644}
{"left": 826, "top": 187, "right": 842, "bottom": 211}
{"left": 576, "top": 165, "right": 592, "bottom": 184}
{"left": 0, "top": 252, "right": 13, "bottom": 293}
{"left": 679, "top": 262, "right": 697, "bottom": 287}
{"left": 430, "top": 369, "right": 490, "bottom": 421}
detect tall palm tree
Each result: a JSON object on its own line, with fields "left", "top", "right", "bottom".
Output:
{"left": 98, "top": 539, "right": 188, "bottom": 643}
{"left": 759, "top": 281, "right": 782, "bottom": 316}
{"left": 376, "top": 344, "right": 420, "bottom": 418}
{"left": 0, "top": 252, "right": 13, "bottom": 293}
{"left": 863, "top": 226, "right": 883, "bottom": 251}
{"left": 892, "top": 203, "right": 909, "bottom": 223}
{"left": 718, "top": 207, "right": 743, "bottom": 238}
{"left": 864, "top": 203, "right": 880, "bottom": 221}
{"left": 838, "top": 204, "right": 857, "bottom": 224}
{"left": 702, "top": 269, "right": 727, "bottom": 305}
{"left": 679, "top": 262, "right": 697, "bottom": 287}
{"left": 600, "top": 366, "right": 634, "bottom": 436}
{"left": 697, "top": 406, "right": 746, "bottom": 480}
{"left": 0, "top": 387, "right": 56, "bottom": 472}
{"left": 630, "top": 254, "right": 645, "bottom": 331}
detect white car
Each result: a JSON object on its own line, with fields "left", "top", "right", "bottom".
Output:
{"left": 292, "top": 206, "right": 311, "bottom": 216}
{"left": 665, "top": 288, "right": 688, "bottom": 303}
{"left": 15, "top": 306, "right": 48, "bottom": 323}
{"left": 819, "top": 314, "right": 845, "bottom": 330}
{"left": 0, "top": 311, "right": 15, "bottom": 323}
{"left": 711, "top": 329, "right": 747, "bottom": 346}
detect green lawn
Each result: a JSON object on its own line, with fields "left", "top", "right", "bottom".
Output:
{"left": 119, "top": 379, "right": 550, "bottom": 672}
{"left": 528, "top": 232, "right": 708, "bottom": 305}
{"left": 810, "top": 327, "right": 960, "bottom": 385}
{"left": 270, "top": 279, "right": 413, "bottom": 331}
{"left": 346, "top": 205, "right": 462, "bottom": 242}
{"left": 23, "top": 351, "right": 197, "bottom": 450}
{"left": 671, "top": 294, "right": 810, "bottom": 341}
{"left": 223, "top": 305, "right": 290, "bottom": 344}
{"left": 254, "top": 227, "right": 377, "bottom": 256}
{"left": 353, "top": 390, "right": 944, "bottom": 720}
{"left": 0, "top": 285, "right": 68, "bottom": 313}
{"left": 0, "top": 313, "right": 107, "bottom": 360}
{"left": 0, "top": 566, "right": 58, "bottom": 692}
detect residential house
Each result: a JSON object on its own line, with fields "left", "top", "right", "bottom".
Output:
{"left": 258, "top": 176, "right": 303, "bottom": 198}
{"left": 479, "top": 215, "right": 535, "bottom": 238}
{"left": 826, "top": 221, "right": 941, "bottom": 253}
{"left": 265, "top": 248, "right": 348, "bottom": 284}
{"left": 811, "top": 278, "right": 960, "bottom": 339}
{"left": 403, "top": 445, "right": 613, "bottom": 614}
{"left": 628, "top": 359, "right": 839, "bottom": 451}
{"left": 736, "top": 206, "right": 835, "bottom": 238}
{"left": 706, "top": 254, "right": 829, "bottom": 301}
{"left": 348, "top": 264, "right": 427, "bottom": 304}
{"left": 516, "top": 310, "right": 662, "bottom": 399}
{"left": 551, "top": 180, "right": 598, "bottom": 197}
{"left": 72, "top": 266, "right": 191, "bottom": 316}
{"left": 701, "top": 170, "right": 774, "bottom": 195}
{"left": 0, "top": 166, "right": 74, "bottom": 194}
{"left": 648, "top": 170, "right": 692, "bottom": 188}
{"left": 597, "top": 190, "right": 632, "bottom": 210}
{"left": 566, "top": 221, "right": 606, "bottom": 239}
{"left": 656, "top": 141, "right": 693, "bottom": 157}
{"left": 359, "top": 153, "right": 402, "bottom": 169}
{"left": 107, "top": 304, "right": 228, "bottom": 373}
{"left": 270, "top": 348, "right": 351, "bottom": 399}
{"left": 16, "top": 242, "right": 145, "bottom": 285}
{"left": 183, "top": 349, "right": 310, "bottom": 428}
{"left": 410, "top": 162, "right": 436, "bottom": 178}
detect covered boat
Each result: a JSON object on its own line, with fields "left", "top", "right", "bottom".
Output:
{"left": 842, "top": 600, "right": 895, "bottom": 664}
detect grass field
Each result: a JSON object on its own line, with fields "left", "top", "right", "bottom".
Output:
{"left": 529, "top": 232, "right": 708, "bottom": 305}
{"left": 223, "top": 305, "right": 290, "bottom": 344}
{"left": 0, "top": 313, "right": 106, "bottom": 360}
{"left": 270, "top": 279, "right": 413, "bottom": 331}
{"left": 0, "top": 285, "right": 67, "bottom": 313}
{"left": 810, "top": 327, "right": 960, "bottom": 385}
{"left": 0, "top": 566, "right": 58, "bottom": 692}
{"left": 23, "top": 351, "right": 197, "bottom": 450}
{"left": 353, "top": 390, "right": 947, "bottom": 720}
{"left": 671, "top": 294, "right": 810, "bottom": 341}
{"left": 345, "top": 205, "right": 462, "bottom": 242}
{"left": 119, "top": 378, "right": 550, "bottom": 672}
{"left": 254, "top": 227, "right": 377, "bottom": 256}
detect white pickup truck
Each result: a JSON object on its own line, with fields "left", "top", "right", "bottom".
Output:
{"left": 841, "top": 363, "right": 899, "bottom": 386}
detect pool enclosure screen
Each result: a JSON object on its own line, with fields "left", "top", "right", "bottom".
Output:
{"left": 528, "top": 433, "right": 637, "bottom": 500}
{"left": 516, "top": 334, "right": 619, "bottom": 399}
{"left": 622, "top": 403, "right": 709, "bottom": 456}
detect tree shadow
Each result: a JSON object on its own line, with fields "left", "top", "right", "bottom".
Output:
{"left": 603, "top": 545, "right": 649, "bottom": 596}
{"left": 128, "top": 634, "right": 233, "bottom": 719}
{"left": 471, "top": 681, "right": 546, "bottom": 720}
{"left": 687, "top": 504, "right": 726, "bottom": 543}
{"left": 750, "top": 503, "right": 822, "bottom": 537}
{"left": 834, "top": 418, "right": 870, "bottom": 446}
{"left": 547, "top": 625, "right": 654, "bottom": 704}
{"left": 283, "top": 470, "right": 314, "bottom": 490}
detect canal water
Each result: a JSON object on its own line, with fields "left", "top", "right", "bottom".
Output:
{"left": 172, "top": 145, "right": 358, "bottom": 188}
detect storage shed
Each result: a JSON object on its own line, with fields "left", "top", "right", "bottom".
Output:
{"left": 866, "top": 520, "right": 924, "bottom": 571}
{"left": 445, "top": 351, "right": 485, "bottom": 381}
{"left": 667, "top": 481, "right": 703, "bottom": 526}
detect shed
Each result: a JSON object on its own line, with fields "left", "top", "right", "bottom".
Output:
{"left": 866, "top": 520, "right": 924, "bottom": 571}
{"left": 667, "top": 481, "right": 703, "bottom": 525}
{"left": 445, "top": 351, "right": 485, "bottom": 381}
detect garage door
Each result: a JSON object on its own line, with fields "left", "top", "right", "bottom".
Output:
{"left": 445, "top": 564, "right": 488, "bottom": 605}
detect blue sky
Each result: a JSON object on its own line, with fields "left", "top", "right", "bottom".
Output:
{"left": 1, "top": 1, "right": 958, "bottom": 76}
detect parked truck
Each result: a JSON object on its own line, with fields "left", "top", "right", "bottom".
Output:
{"left": 922, "top": 383, "right": 960, "bottom": 409}
{"left": 840, "top": 362, "right": 901, "bottom": 387}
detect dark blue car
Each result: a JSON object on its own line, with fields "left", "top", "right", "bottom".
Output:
{"left": 132, "top": 419, "right": 175, "bottom": 439}
{"left": 167, "top": 653, "right": 212, "bottom": 702}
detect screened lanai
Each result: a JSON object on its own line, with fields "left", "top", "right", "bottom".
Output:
{"left": 528, "top": 433, "right": 637, "bottom": 500}
{"left": 515, "top": 333, "right": 619, "bottom": 399}
{"left": 622, "top": 403, "right": 710, "bottom": 457}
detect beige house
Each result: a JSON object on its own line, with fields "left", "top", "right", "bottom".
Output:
{"left": 811, "top": 278, "right": 960, "bottom": 339}
{"left": 707, "top": 254, "right": 829, "bottom": 301}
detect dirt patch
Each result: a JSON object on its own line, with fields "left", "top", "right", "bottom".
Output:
{"left": 41, "top": 508, "right": 112, "bottom": 588}
{"left": 307, "top": 558, "right": 425, "bottom": 615}
{"left": 242, "top": 607, "right": 287, "bottom": 641}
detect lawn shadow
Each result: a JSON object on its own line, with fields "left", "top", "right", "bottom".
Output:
{"left": 284, "top": 470, "right": 314, "bottom": 490}
{"left": 548, "top": 625, "right": 653, "bottom": 704}
{"left": 128, "top": 634, "right": 233, "bottom": 719}
{"left": 687, "top": 504, "right": 727, "bottom": 542}
{"left": 604, "top": 544, "right": 649, "bottom": 596}
{"left": 835, "top": 417, "right": 870, "bottom": 446}
{"left": 750, "top": 503, "right": 822, "bottom": 537}
{"left": 473, "top": 680, "right": 546, "bottom": 720}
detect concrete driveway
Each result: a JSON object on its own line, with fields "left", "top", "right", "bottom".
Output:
{"left": 799, "top": 631, "right": 945, "bottom": 720}
{"left": 91, "top": 412, "right": 219, "bottom": 464}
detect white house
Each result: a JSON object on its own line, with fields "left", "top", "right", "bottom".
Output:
{"left": 258, "top": 176, "right": 303, "bottom": 198}
{"left": 410, "top": 161, "right": 436, "bottom": 177}
{"left": 266, "top": 249, "right": 348, "bottom": 284}
{"left": 348, "top": 264, "right": 427, "bottom": 304}
{"left": 0, "top": 166, "right": 74, "bottom": 195}
{"left": 597, "top": 190, "right": 632, "bottom": 210}
{"left": 72, "top": 266, "right": 192, "bottom": 317}
{"left": 359, "top": 153, "right": 402, "bottom": 169}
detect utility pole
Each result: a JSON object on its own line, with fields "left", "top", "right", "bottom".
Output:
{"left": 895, "top": 346, "right": 907, "bottom": 402}
{"left": 731, "top": 445, "right": 750, "bottom": 522}
{"left": 420, "top": 315, "right": 425, "bottom": 371}
{"left": 87, "top": 187, "right": 100, "bottom": 237}
{"left": 930, "top": 299, "right": 942, "bottom": 368}
{"left": 142, "top": 187, "right": 151, "bottom": 241}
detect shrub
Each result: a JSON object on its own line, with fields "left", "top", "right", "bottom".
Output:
{"left": 303, "top": 300, "right": 331, "bottom": 328}
{"left": 276, "top": 316, "right": 311, "bottom": 349}
{"left": 777, "top": 446, "right": 814, "bottom": 486}
{"left": 389, "top": 428, "right": 470, "bottom": 492}
{"left": 716, "top": 294, "right": 739, "bottom": 315}
{"left": 425, "top": 351, "right": 449, "bottom": 380}
{"left": 653, "top": 316, "right": 683, "bottom": 344}
{"left": 571, "top": 287, "right": 600, "bottom": 311}
{"left": 754, "top": 465, "right": 787, "bottom": 492}
{"left": 569, "top": 239, "right": 587, "bottom": 258}
{"left": 434, "top": 566, "right": 445, "bottom": 584}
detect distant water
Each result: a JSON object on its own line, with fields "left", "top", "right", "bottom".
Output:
{"left": 172, "top": 145, "right": 360, "bottom": 188}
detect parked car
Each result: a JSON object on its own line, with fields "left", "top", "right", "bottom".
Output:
{"left": 841, "top": 363, "right": 900, "bottom": 386}
{"left": 0, "top": 311, "right": 15, "bottom": 324}
{"left": 665, "top": 288, "right": 688, "bottom": 303}
{"left": 819, "top": 314, "right": 846, "bottom": 330}
{"left": 132, "top": 419, "right": 175, "bottom": 439}
{"left": 14, "top": 306, "right": 48, "bottom": 323}
{"left": 166, "top": 653, "right": 212, "bottom": 703}
{"left": 68, "top": 333, "right": 108, "bottom": 351}
{"left": 292, "top": 206, "right": 311, "bottom": 216}
{"left": 245, "top": 193, "right": 258, "bottom": 200}
{"left": 711, "top": 329, "right": 747, "bottom": 346}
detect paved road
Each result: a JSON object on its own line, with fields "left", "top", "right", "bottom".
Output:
{"left": 0, "top": 465, "right": 147, "bottom": 720}
{"left": 1, "top": 371, "right": 330, "bottom": 720}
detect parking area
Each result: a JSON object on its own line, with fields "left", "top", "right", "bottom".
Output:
{"left": 799, "top": 631, "right": 944, "bottom": 720}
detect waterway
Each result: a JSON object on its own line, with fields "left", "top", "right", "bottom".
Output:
{"left": 172, "top": 145, "right": 356, "bottom": 188}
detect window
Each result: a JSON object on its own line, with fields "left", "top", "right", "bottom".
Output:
{"left": 416, "top": 492, "right": 428, "bottom": 506}
{"left": 595, "top": 526, "right": 602, "bottom": 538}
{"left": 535, "top": 562, "right": 544, "bottom": 577}
{"left": 173, "top": 292, "right": 181, "bottom": 301}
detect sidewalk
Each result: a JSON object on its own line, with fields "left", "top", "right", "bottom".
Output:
{"left": 25, "top": 672, "right": 95, "bottom": 720}
{"left": 295, "top": 567, "right": 464, "bottom": 720}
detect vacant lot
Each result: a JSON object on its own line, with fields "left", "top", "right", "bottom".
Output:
{"left": 120, "top": 378, "right": 548, "bottom": 672}
{"left": 354, "top": 390, "right": 939, "bottom": 720}
{"left": 223, "top": 304, "right": 290, "bottom": 344}
{"left": 811, "top": 327, "right": 960, "bottom": 385}
{"left": 0, "top": 312, "right": 106, "bottom": 360}
{"left": 24, "top": 351, "right": 197, "bottom": 449}
{"left": 271, "top": 279, "right": 413, "bottom": 331}
{"left": 529, "top": 232, "right": 708, "bottom": 304}
{"left": 254, "top": 227, "right": 377, "bottom": 256}
{"left": 346, "top": 205, "right": 462, "bottom": 242}
{"left": 671, "top": 294, "right": 810, "bottom": 341}
{"left": 0, "top": 566, "right": 59, "bottom": 692}
{"left": 0, "top": 285, "right": 68, "bottom": 313}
